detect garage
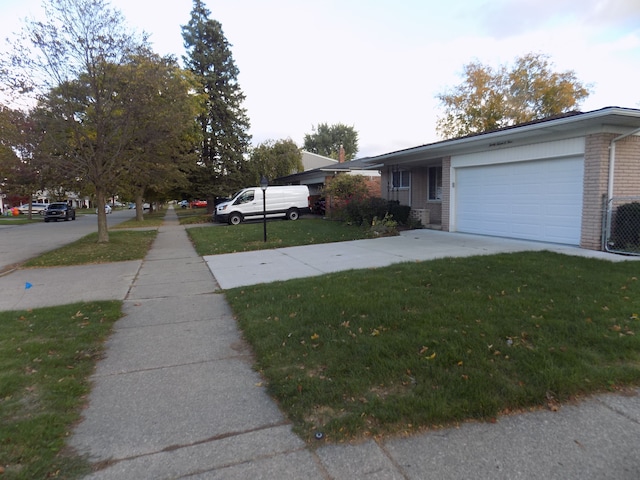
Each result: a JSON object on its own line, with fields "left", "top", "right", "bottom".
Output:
{"left": 454, "top": 157, "right": 584, "bottom": 245}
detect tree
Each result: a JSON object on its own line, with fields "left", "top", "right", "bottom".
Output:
{"left": 114, "top": 54, "right": 203, "bottom": 220}
{"left": 0, "top": 106, "right": 59, "bottom": 215}
{"left": 247, "top": 139, "right": 303, "bottom": 186}
{"left": 436, "top": 53, "right": 590, "bottom": 139}
{"left": 303, "top": 123, "right": 359, "bottom": 161}
{"left": 0, "top": 107, "right": 39, "bottom": 213}
{"left": 1, "top": 0, "right": 149, "bottom": 242}
{"left": 182, "top": 0, "right": 252, "bottom": 206}
{"left": 324, "top": 174, "right": 369, "bottom": 204}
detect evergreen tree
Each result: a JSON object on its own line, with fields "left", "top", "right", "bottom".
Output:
{"left": 182, "top": 0, "right": 252, "bottom": 201}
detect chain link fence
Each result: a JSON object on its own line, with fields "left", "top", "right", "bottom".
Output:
{"left": 603, "top": 196, "right": 640, "bottom": 256}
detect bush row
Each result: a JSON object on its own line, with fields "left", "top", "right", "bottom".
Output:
{"left": 339, "top": 197, "right": 415, "bottom": 227}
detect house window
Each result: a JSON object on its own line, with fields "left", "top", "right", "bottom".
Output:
{"left": 428, "top": 166, "right": 442, "bottom": 201}
{"left": 392, "top": 170, "right": 410, "bottom": 189}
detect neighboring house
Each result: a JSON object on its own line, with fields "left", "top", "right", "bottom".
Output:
{"left": 364, "top": 107, "right": 640, "bottom": 252}
{"left": 275, "top": 155, "right": 381, "bottom": 202}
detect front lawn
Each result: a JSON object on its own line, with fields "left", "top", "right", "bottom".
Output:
{"left": 187, "top": 218, "right": 372, "bottom": 255}
{"left": 226, "top": 251, "right": 640, "bottom": 442}
{"left": 0, "top": 302, "right": 122, "bottom": 479}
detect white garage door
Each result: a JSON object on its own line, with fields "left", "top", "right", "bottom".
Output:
{"left": 455, "top": 157, "right": 584, "bottom": 245}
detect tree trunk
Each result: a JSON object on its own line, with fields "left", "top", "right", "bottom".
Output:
{"left": 96, "top": 189, "right": 109, "bottom": 243}
{"left": 135, "top": 192, "right": 144, "bottom": 222}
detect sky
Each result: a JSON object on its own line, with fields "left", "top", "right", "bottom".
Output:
{"left": 2, "top": 0, "right": 640, "bottom": 158}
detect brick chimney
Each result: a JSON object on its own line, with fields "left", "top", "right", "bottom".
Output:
{"left": 339, "top": 144, "right": 345, "bottom": 163}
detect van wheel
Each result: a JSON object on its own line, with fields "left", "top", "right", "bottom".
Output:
{"left": 228, "top": 213, "right": 242, "bottom": 225}
{"left": 286, "top": 208, "right": 299, "bottom": 221}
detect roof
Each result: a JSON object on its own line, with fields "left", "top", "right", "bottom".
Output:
{"left": 301, "top": 151, "right": 337, "bottom": 171}
{"left": 365, "top": 106, "right": 640, "bottom": 167}
{"left": 275, "top": 156, "right": 378, "bottom": 185}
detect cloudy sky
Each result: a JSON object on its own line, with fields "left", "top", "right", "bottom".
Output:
{"left": 2, "top": 0, "right": 639, "bottom": 158}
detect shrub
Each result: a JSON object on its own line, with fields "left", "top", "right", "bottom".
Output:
{"left": 370, "top": 213, "right": 398, "bottom": 236}
{"left": 344, "top": 197, "right": 388, "bottom": 226}
{"left": 387, "top": 201, "right": 411, "bottom": 225}
{"left": 340, "top": 197, "right": 416, "bottom": 227}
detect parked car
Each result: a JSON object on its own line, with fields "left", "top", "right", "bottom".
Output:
{"left": 17, "top": 203, "right": 48, "bottom": 215}
{"left": 312, "top": 197, "right": 326, "bottom": 215}
{"left": 214, "top": 185, "right": 309, "bottom": 225}
{"left": 190, "top": 200, "right": 207, "bottom": 208}
{"left": 96, "top": 204, "right": 112, "bottom": 214}
{"left": 44, "top": 203, "right": 76, "bottom": 222}
{"left": 178, "top": 200, "right": 189, "bottom": 208}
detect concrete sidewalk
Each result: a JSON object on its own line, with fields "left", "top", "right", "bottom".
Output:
{"left": 3, "top": 209, "right": 640, "bottom": 478}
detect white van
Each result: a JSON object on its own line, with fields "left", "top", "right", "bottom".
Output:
{"left": 214, "top": 185, "right": 310, "bottom": 225}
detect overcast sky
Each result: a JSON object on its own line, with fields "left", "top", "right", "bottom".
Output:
{"left": 2, "top": 0, "right": 639, "bottom": 158}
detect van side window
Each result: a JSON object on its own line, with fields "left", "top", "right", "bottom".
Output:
{"left": 234, "top": 190, "right": 255, "bottom": 205}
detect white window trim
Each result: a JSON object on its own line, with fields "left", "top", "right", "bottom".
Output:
{"left": 392, "top": 170, "right": 410, "bottom": 190}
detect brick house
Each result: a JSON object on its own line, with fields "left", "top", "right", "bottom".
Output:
{"left": 365, "top": 107, "right": 640, "bottom": 251}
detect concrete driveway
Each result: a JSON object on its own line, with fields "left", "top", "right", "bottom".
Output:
{"left": 204, "top": 228, "right": 638, "bottom": 289}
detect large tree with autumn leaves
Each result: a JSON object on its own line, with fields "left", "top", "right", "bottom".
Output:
{"left": 436, "top": 53, "right": 591, "bottom": 139}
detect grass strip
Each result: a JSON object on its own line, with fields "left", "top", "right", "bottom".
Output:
{"left": 0, "top": 215, "right": 46, "bottom": 225}
{"left": 188, "top": 218, "right": 371, "bottom": 255}
{"left": 23, "top": 230, "right": 157, "bottom": 267}
{"left": 175, "top": 207, "right": 211, "bottom": 225}
{"left": 0, "top": 301, "right": 123, "bottom": 479}
{"left": 111, "top": 211, "right": 166, "bottom": 229}
{"left": 226, "top": 251, "right": 640, "bottom": 442}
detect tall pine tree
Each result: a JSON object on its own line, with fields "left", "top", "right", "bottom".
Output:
{"left": 182, "top": 0, "right": 252, "bottom": 201}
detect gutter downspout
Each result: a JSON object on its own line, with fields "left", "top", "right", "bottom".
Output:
{"left": 604, "top": 127, "right": 640, "bottom": 250}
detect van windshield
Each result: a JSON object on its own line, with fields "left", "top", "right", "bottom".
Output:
{"left": 234, "top": 190, "right": 255, "bottom": 205}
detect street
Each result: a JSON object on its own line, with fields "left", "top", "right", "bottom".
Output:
{"left": 0, "top": 208, "right": 136, "bottom": 272}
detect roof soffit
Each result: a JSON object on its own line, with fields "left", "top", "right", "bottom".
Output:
{"left": 370, "top": 107, "right": 640, "bottom": 167}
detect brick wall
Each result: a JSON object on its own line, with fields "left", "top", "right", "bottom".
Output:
{"left": 441, "top": 157, "right": 451, "bottom": 231}
{"left": 581, "top": 134, "right": 613, "bottom": 249}
{"left": 612, "top": 135, "right": 640, "bottom": 196}
{"left": 581, "top": 133, "right": 640, "bottom": 250}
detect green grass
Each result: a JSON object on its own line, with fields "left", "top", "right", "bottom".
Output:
{"left": 175, "top": 207, "right": 211, "bottom": 225}
{"left": 23, "top": 230, "right": 157, "bottom": 267}
{"left": 188, "top": 218, "right": 372, "bottom": 255}
{"left": 0, "top": 301, "right": 123, "bottom": 479}
{"left": 226, "top": 251, "right": 640, "bottom": 442}
{"left": 0, "top": 216, "right": 44, "bottom": 225}
{"left": 112, "top": 209, "right": 166, "bottom": 229}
